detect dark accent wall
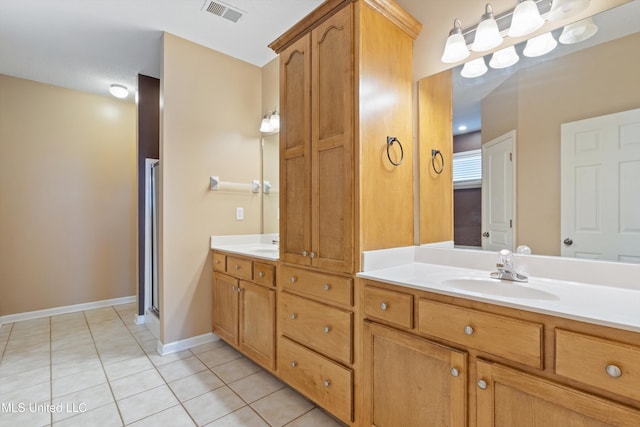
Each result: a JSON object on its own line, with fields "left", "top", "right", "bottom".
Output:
{"left": 137, "top": 75, "right": 160, "bottom": 316}
{"left": 453, "top": 131, "right": 482, "bottom": 247}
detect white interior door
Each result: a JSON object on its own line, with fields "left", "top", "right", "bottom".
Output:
{"left": 482, "top": 131, "right": 515, "bottom": 252}
{"left": 561, "top": 108, "right": 640, "bottom": 263}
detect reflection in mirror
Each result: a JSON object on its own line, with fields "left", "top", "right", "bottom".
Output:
{"left": 450, "top": 1, "right": 640, "bottom": 262}
{"left": 262, "top": 132, "right": 279, "bottom": 233}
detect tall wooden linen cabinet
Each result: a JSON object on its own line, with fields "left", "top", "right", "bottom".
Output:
{"left": 269, "top": 0, "right": 421, "bottom": 424}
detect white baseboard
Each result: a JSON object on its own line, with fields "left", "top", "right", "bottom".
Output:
{"left": 157, "top": 332, "right": 220, "bottom": 356}
{"left": 134, "top": 315, "right": 145, "bottom": 325}
{"left": 0, "top": 296, "right": 136, "bottom": 326}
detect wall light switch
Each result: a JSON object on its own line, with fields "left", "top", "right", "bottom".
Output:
{"left": 236, "top": 207, "right": 244, "bottom": 220}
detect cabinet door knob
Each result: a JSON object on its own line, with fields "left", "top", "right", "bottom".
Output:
{"left": 290, "top": 276, "right": 297, "bottom": 283}
{"left": 323, "top": 326, "right": 331, "bottom": 333}
{"left": 464, "top": 325, "right": 474, "bottom": 335}
{"left": 310, "top": 252, "right": 316, "bottom": 258}
{"left": 606, "top": 364, "right": 622, "bottom": 378}
{"left": 237, "top": 287, "right": 242, "bottom": 293}
{"left": 231, "top": 285, "right": 237, "bottom": 291}
{"left": 302, "top": 251, "right": 307, "bottom": 257}
{"left": 380, "top": 303, "right": 388, "bottom": 311}
{"left": 323, "top": 379, "right": 331, "bottom": 387}
{"left": 258, "top": 271, "right": 264, "bottom": 278}
{"left": 215, "top": 260, "right": 220, "bottom": 264}
{"left": 477, "top": 379, "right": 488, "bottom": 390}
{"left": 290, "top": 313, "right": 297, "bottom": 320}
{"left": 323, "top": 284, "right": 330, "bottom": 291}
{"left": 450, "top": 368, "right": 460, "bottom": 377}
{"left": 234, "top": 265, "right": 240, "bottom": 270}
{"left": 291, "top": 361, "right": 297, "bottom": 368}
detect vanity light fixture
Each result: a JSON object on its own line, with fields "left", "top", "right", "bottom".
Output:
{"left": 441, "top": 19, "right": 470, "bottom": 63}
{"left": 523, "top": 31, "right": 558, "bottom": 57}
{"left": 259, "top": 113, "right": 274, "bottom": 133}
{"left": 472, "top": 4, "right": 503, "bottom": 52}
{"left": 489, "top": 45, "right": 520, "bottom": 69}
{"left": 461, "top": 57, "right": 488, "bottom": 78}
{"left": 548, "top": 0, "right": 590, "bottom": 21}
{"left": 109, "top": 84, "right": 129, "bottom": 99}
{"left": 269, "top": 109, "right": 280, "bottom": 132}
{"left": 559, "top": 17, "right": 598, "bottom": 44}
{"left": 508, "top": 0, "right": 544, "bottom": 38}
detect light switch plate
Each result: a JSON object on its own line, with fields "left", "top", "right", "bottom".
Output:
{"left": 236, "top": 207, "right": 244, "bottom": 220}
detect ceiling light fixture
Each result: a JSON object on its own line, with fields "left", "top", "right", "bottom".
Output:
{"left": 441, "top": 19, "right": 471, "bottom": 63}
{"left": 109, "top": 84, "right": 129, "bottom": 99}
{"left": 508, "top": 0, "right": 544, "bottom": 38}
{"left": 559, "top": 17, "right": 598, "bottom": 44}
{"left": 472, "top": 4, "right": 503, "bottom": 52}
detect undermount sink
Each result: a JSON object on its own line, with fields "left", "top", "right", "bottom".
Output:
{"left": 442, "top": 278, "right": 558, "bottom": 300}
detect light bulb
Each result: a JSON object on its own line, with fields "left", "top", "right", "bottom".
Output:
{"left": 441, "top": 19, "right": 470, "bottom": 63}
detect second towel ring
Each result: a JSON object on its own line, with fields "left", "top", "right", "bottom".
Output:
{"left": 431, "top": 149, "right": 444, "bottom": 174}
{"left": 386, "top": 136, "right": 404, "bottom": 167}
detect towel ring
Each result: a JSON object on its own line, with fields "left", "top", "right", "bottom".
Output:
{"left": 386, "top": 136, "right": 404, "bottom": 167}
{"left": 431, "top": 149, "right": 444, "bottom": 174}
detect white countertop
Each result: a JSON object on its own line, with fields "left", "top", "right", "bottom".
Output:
{"left": 210, "top": 234, "right": 279, "bottom": 261}
{"left": 359, "top": 246, "right": 640, "bottom": 333}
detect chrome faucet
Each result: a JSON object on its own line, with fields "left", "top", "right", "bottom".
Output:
{"left": 490, "top": 249, "right": 528, "bottom": 283}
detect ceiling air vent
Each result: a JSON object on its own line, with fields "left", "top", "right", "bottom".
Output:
{"left": 202, "top": 0, "right": 244, "bottom": 23}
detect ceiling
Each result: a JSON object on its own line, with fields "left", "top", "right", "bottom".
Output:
{"left": 0, "top": 0, "right": 631, "bottom": 102}
{"left": 0, "top": 0, "right": 324, "bottom": 99}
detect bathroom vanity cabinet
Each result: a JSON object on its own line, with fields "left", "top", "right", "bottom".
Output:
{"left": 268, "top": 0, "right": 421, "bottom": 423}
{"left": 360, "top": 278, "right": 640, "bottom": 427}
{"left": 211, "top": 251, "right": 277, "bottom": 371}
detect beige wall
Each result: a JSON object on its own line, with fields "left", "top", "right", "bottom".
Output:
{"left": 160, "top": 33, "right": 262, "bottom": 344}
{"left": 0, "top": 75, "right": 136, "bottom": 316}
{"left": 483, "top": 33, "right": 640, "bottom": 255}
{"left": 261, "top": 57, "right": 280, "bottom": 234}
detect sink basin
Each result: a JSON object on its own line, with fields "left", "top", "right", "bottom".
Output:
{"left": 442, "top": 278, "right": 557, "bottom": 300}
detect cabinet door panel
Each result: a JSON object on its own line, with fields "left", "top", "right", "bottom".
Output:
{"left": 362, "top": 321, "right": 467, "bottom": 427}
{"left": 212, "top": 272, "right": 239, "bottom": 346}
{"left": 311, "top": 5, "right": 354, "bottom": 274}
{"left": 238, "top": 280, "right": 275, "bottom": 370}
{"left": 476, "top": 360, "right": 640, "bottom": 427}
{"left": 280, "top": 34, "right": 311, "bottom": 266}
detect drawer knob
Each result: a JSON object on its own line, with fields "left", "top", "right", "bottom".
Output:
{"left": 477, "top": 379, "right": 488, "bottom": 390}
{"left": 323, "top": 326, "right": 331, "bottom": 333}
{"left": 215, "top": 260, "right": 220, "bottom": 264}
{"left": 380, "top": 303, "right": 388, "bottom": 311}
{"left": 606, "top": 364, "right": 622, "bottom": 378}
{"left": 290, "top": 313, "right": 297, "bottom": 320}
{"left": 302, "top": 251, "right": 308, "bottom": 257}
{"left": 450, "top": 368, "right": 460, "bottom": 377}
{"left": 234, "top": 265, "right": 240, "bottom": 270}
{"left": 258, "top": 271, "right": 264, "bottom": 278}
{"left": 464, "top": 325, "right": 474, "bottom": 335}
{"left": 310, "top": 252, "right": 316, "bottom": 258}
{"left": 323, "top": 379, "right": 331, "bottom": 388}
{"left": 291, "top": 361, "right": 297, "bottom": 368}
{"left": 290, "top": 276, "right": 297, "bottom": 283}
{"left": 323, "top": 284, "right": 331, "bottom": 291}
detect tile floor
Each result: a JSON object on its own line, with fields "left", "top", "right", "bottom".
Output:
{"left": 0, "top": 303, "right": 345, "bottom": 427}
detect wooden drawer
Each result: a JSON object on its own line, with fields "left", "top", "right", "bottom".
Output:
{"left": 280, "top": 291, "right": 352, "bottom": 365}
{"left": 226, "top": 256, "right": 253, "bottom": 280}
{"left": 212, "top": 253, "right": 226, "bottom": 272}
{"left": 555, "top": 329, "right": 640, "bottom": 401}
{"left": 418, "top": 299, "right": 543, "bottom": 368}
{"left": 278, "top": 336, "right": 353, "bottom": 423}
{"left": 253, "top": 262, "right": 275, "bottom": 287}
{"left": 280, "top": 266, "right": 353, "bottom": 306}
{"left": 364, "top": 285, "right": 413, "bottom": 329}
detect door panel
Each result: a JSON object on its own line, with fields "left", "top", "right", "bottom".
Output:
{"left": 238, "top": 280, "right": 275, "bottom": 370}
{"left": 212, "top": 272, "right": 239, "bottom": 346}
{"left": 561, "top": 108, "right": 640, "bottom": 262}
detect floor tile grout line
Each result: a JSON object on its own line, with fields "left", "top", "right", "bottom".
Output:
{"left": 0, "top": 322, "right": 15, "bottom": 364}
{"left": 82, "top": 307, "right": 127, "bottom": 427}
{"left": 112, "top": 305, "right": 201, "bottom": 427}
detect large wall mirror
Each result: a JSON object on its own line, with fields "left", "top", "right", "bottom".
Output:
{"left": 426, "top": 0, "right": 639, "bottom": 263}
{"left": 262, "top": 132, "right": 279, "bottom": 233}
